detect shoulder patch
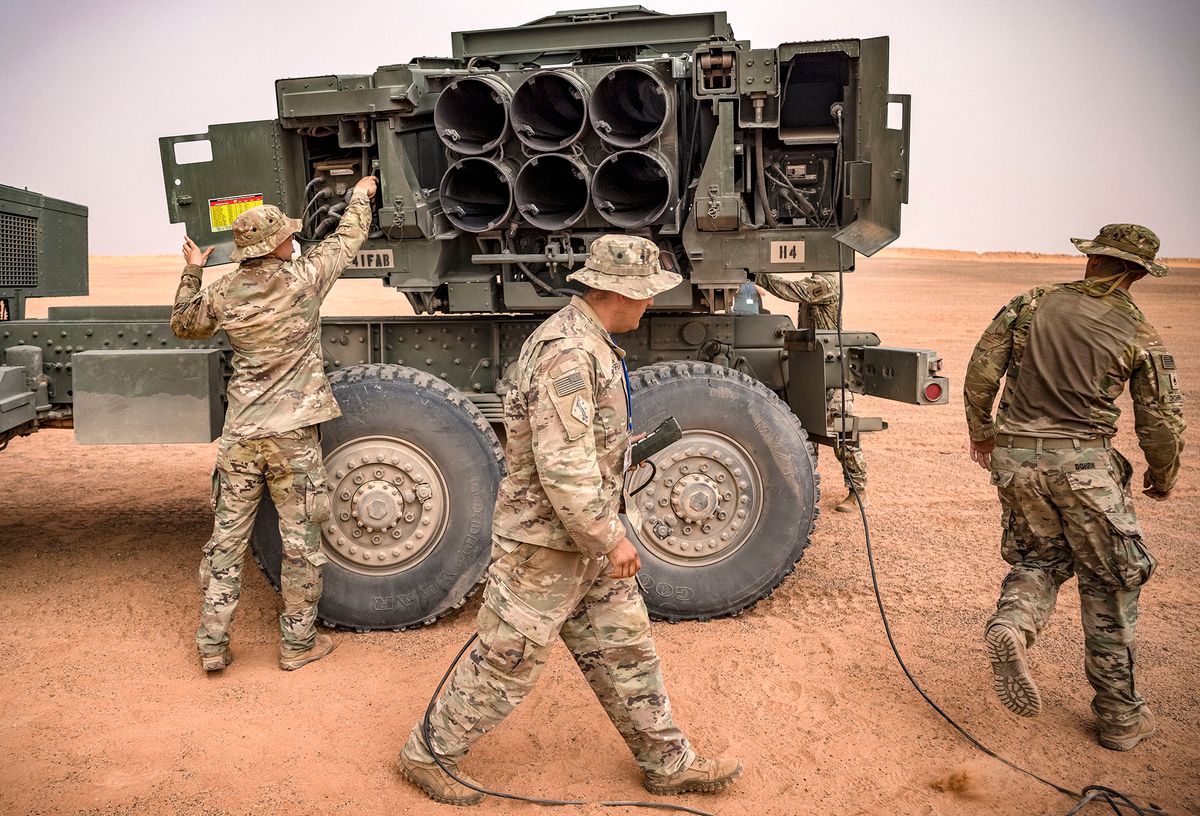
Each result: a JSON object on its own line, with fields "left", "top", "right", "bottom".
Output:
{"left": 553, "top": 369, "right": 586, "bottom": 397}
{"left": 1160, "top": 353, "right": 1176, "bottom": 370}
{"left": 571, "top": 395, "right": 592, "bottom": 426}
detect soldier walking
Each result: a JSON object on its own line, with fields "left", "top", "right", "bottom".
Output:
{"left": 963, "top": 224, "right": 1184, "bottom": 750}
{"left": 757, "top": 271, "right": 868, "bottom": 511}
{"left": 399, "top": 235, "right": 742, "bottom": 805}
{"left": 171, "top": 176, "right": 377, "bottom": 672}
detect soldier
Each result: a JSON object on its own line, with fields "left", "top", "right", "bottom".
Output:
{"left": 171, "top": 175, "right": 378, "bottom": 672}
{"left": 963, "top": 224, "right": 1184, "bottom": 751}
{"left": 756, "top": 271, "right": 868, "bottom": 511}
{"left": 399, "top": 235, "right": 742, "bottom": 806}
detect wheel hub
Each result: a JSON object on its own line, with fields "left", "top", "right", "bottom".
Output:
{"left": 671, "top": 474, "right": 721, "bottom": 523}
{"left": 632, "top": 430, "right": 762, "bottom": 567}
{"left": 322, "top": 436, "right": 449, "bottom": 574}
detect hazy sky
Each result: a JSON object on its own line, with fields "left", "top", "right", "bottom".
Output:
{"left": 2, "top": 0, "right": 1197, "bottom": 256}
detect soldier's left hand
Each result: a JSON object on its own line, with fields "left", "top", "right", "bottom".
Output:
{"left": 969, "top": 437, "right": 995, "bottom": 470}
{"left": 183, "top": 236, "right": 215, "bottom": 267}
{"left": 606, "top": 537, "right": 642, "bottom": 578}
{"left": 1142, "top": 470, "right": 1171, "bottom": 501}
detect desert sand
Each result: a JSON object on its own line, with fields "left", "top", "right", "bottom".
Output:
{"left": 1, "top": 251, "right": 1196, "bottom": 815}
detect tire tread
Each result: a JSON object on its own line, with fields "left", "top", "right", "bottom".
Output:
{"left": 253, "top": 364, "right": 503, "bottom": 631}
{"left": 628, "top": 361, "right": 819, "bottom": 622}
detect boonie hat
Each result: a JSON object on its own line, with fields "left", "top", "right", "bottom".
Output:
{"left": 566, "top": 234, "right": 683, "bottom": 299}
{"left": 1071, "top": 223, "right": 1169, "bottom": 277}
{"left": 230, "top": 205, "right": 303, "bottom": 261}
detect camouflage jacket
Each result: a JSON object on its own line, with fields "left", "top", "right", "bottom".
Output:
{"left": 170, "top": 190, "right": 371, "bottom": 439}
{"left": 964, "top": 278, "right": 1185, "bottom": 490}
{"left": 755, "top": 271, "right": 840, "bottom": 330}
{"left": 492, "top": 297, "right": 629, "bottom": 558}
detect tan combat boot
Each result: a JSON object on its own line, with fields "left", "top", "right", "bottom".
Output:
{"left": 1099, "top": 707, "right": 1156, "bottom": 751}
{"left": 643, "top": 755, "right": 743, "bottom": 795}
{"left": 984, "top": 623, "right": 1041, "bottom": 717}
{"left": 279, "top": 633, "right": 336, "bottom": 671}
{"left": 200, "top": 646, "right": 233, "bottom": 672}
{"left": 834, "top": 492, "right": 867, "bottom": 513}
{"left": 399, "top": 753, "right": 485, "bottom": 806}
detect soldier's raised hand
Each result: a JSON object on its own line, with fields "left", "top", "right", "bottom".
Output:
{"left": 354, "top": 176, "right": 378, "bottom": 200}
{"left": 182, "top": 236, "right": 214, "bottom": 267}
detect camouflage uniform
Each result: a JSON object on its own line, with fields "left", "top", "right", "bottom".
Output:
{"left": 403, "top": 238, "right": 697, "bottom": 777}
{"left": 964, "top": 225, "right": 1184, "bottom": 731}
{"left": 756, "top": 271, "right": 866, "bottom": 493}
{"left": 172, "top": 193, "right": 371, "bottom": 660}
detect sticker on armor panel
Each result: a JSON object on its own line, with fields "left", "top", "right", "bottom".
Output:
{"left": 553, "top": 369, "right": 586, "bottom": 397}
{"left": 770, "top": 240, "right": 805, "bottom": 263}
{"left": 208, "top": 194, "right": 263, "bottom": 232}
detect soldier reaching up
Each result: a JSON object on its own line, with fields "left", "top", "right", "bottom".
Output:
{"left": 171, "top": 175, "right": 377, "bottom": 672}
{"left": 964, "top": 224, "right": 1184, "bottom": 750}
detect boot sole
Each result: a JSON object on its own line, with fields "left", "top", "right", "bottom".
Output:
{"left": 1098, "top": 734, "right": 1150, "bottom": 752}
{"left": 985, "top": 625, "right": 1041, "bottom": 717}
{"left": 399, "top": 763, "right": 484, "bottom": 806}
{"left": 644, "top": 762, "right": 743, "bottom": 795}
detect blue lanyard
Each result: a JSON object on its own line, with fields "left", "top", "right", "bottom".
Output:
{"left": 607, "top": 330, "right": 633, "bottom": 433}
{"left": 620, "top": 358, "right": 633, "bottom": 432}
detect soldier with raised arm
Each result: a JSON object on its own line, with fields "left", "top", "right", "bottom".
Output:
{"left": 963, "top": 224, "right": 1184, "bottom": 751}
{"left": 171, "top": 176, "right": 377, "bottom": 672}
{"left": 399, "top": 235, "right": 742, "bottom": 806}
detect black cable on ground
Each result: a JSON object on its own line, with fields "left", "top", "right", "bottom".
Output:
{"left": 832, "top": 268, "right": 1163, "bottom": 816}
{"left": 421, "top": 631, "right": 718, "bottom": 816}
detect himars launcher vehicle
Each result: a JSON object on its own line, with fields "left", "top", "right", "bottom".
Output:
{"left": 1, "top": 8, "right": 947, "bottom": 629}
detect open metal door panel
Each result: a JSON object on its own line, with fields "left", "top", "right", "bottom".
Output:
{"left": 833, "top": 37, "right": 911, "bottom": 257}
{"left": 159, "top": 121, "right": 301, "bottom": 265}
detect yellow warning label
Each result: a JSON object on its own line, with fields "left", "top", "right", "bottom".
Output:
{"left": 208, "top": 194, "right": 263, "bottom": 232}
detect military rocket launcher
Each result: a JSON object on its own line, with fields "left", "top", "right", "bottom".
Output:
{"left": 4, "top": 8, "right": 947, "bottom": 630}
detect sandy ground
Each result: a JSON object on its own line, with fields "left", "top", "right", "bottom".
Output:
{"left": 2, "top": 252, "right": 1197, "bottom": 815}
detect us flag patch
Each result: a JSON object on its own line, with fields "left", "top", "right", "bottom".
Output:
{"left": 554, "top": 370, "right": 586, "bottom": 397}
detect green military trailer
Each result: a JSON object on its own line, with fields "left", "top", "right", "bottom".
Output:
{"left": 1, "top": 7, "right": 946, "bottom": 630}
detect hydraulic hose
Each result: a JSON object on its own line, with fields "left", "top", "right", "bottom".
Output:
{"left": 754, "top": 129, "right": 778, "bottom": 228}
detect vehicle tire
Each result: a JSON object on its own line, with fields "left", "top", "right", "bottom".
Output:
{"left": 625, "top": 361, "right": 818, "bottom": 621}
{"left": 251, "top": 364, "right": 504, "bottom": 630}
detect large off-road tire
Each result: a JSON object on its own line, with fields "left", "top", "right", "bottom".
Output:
{"left": 252, "top": 364, "right": 504, "bottom": 630}
{"left": 626, "top": 361, "right": 818, "bottom": 621}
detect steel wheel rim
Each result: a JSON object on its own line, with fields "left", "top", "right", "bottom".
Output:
{"left": 629, "top": 429, "right": 763, "bottom": 567}
{"left": 321, "top": 435, "right": 450, "bottom": 575}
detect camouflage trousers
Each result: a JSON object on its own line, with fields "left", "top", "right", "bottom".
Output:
{"left": 404, "top": 540, "right": 695, "bottom": 776}
{"left": 987, "top": 442, "right": 1156, "bottom": 728}
{"left": 196, "top": 426, "right": 331, "bottom": 658}
{"left": 814, "top": 388, "right": 866, "bottom": 491}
